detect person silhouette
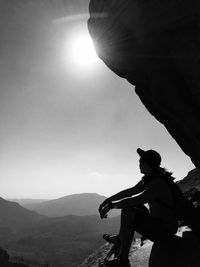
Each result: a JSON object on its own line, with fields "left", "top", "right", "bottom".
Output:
{"left": 99, "top": 148, "right": 179, "bottom": 267}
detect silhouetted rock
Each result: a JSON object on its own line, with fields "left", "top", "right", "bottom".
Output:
{"left": 0, "top": 247, "right": 28, "bottom": 267}
{"left": 0, "top": 247, "right": 9, "bottom": 263}
{"left": 177, "top": 168, "right": 200, "bottom": 193}
{"left": 88, "top": 0, "right": 200, "bottom": 167}
{"left": 149, "top": 230, "right": 200, "bottom": 267}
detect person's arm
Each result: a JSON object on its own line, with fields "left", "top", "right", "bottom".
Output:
{"left": 112, "top": 192, "right": 150, "bottom": 209}
{"left": 113, "top": 180, "right": 158, "bottom": 209}
{"left": 99, "top": 180, "right": 145, "bottom": 218}
{"left": 108, "top": 180, "right": 144, "bottom": 202}
{"left": 99, "top": 191, "right": 151, "bottom": 219}
{"left": 100, "top": 180, "right": 144, "bottom": 208}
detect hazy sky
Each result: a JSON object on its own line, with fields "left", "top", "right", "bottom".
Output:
{"left": 0, "top": 0, "right": 194, "bottom": 199}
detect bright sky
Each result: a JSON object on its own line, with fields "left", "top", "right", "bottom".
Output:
{"left": 0, "top": 0, "right": 194, "bottom": 199}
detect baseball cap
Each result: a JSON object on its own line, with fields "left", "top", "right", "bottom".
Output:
{"left": 137, "top": 148, "right": 161, "bottom": 168}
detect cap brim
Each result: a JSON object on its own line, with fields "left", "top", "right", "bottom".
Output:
{"left": 137, "top": 148, "right": 145, "bottom": 156}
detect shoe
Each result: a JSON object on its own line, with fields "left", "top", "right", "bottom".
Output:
{"left": 103, "top": 234, "right": 121, "bottom": 257}
{"left": 104, "top": 257, "right": 130, "bottom": 267}
{"left": 106, "top": 244, "right": 121, "bottom": 259}
{"left": 140, "top": 236, "right": 148, "bottom": 247}
{"left": 103, "top": 234, "right": 120, "bottom": 245}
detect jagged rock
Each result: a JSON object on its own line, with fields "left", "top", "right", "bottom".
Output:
{"left": 78, "top": 243, "right": 113, "bottom": 267}
{"left": 88, "top": 0, "right": 200, "bottom": 167}
{"left": 0, "top": 247, "right": 28, "bottom": 267}
{"left": 0, "top": 247, "right": 9, "bottom": 263}
{"left": 177, "top": 168, "right": 200, "bottom": 193}
{"left": 129, "top": 240, "right": 152, "bottom": 267}
{"left": 79, "top": 229, "right": 200, "bottom": 266}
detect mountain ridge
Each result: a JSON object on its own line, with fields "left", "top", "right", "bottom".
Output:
{"left": 12, "top": 193, "right": 120, "bottom": 217}
{"left": 0, "top": 197, "right": 45, "bottom": 231}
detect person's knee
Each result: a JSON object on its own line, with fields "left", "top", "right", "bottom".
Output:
{"left": 121, "top": 205, "right": 148, "bottom": 221}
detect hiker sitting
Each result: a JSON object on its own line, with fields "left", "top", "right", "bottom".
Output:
{"left": 99, "top": 148, "right": 180, "bottom": 267}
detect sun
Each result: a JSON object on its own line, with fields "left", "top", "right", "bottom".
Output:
{"left": 70, "top": 33, "right": 99, "bottom": 67}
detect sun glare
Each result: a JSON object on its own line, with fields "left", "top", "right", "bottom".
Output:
{"left": 70, "top": 33, "right": 99, "bottom": 67}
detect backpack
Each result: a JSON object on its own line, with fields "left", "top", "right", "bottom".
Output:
{"left": 157, "top": 177, "right": 200, "bottom": 240}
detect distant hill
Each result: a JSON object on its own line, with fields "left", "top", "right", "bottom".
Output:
{"left": 13, "top": 193, "right": 119, "bottom": 217}
{"left": 0, "top": 194, "right": 120, "bottom": 266}
{"left": 0, "top": 195, "right": 120, "bottom": 266}
{"left": 4, "top": 214, "right": 120, "bottom": 267}
{"left": 8, "top": 199, "right": 50, "bottom": 210}
{"left": 0, "top": 197, "right": 45, "bottom": 231}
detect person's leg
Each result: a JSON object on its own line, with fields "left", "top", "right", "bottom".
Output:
{"left": 104, "top": 205, "right": 149, "bottom": 266}
{"left": 103, "top": 234, "right": 121, "bottom": 258}
{"left": 118, "top": 205, "right": 149, "bottom": 260}
{"left": 133, "top": 209, "right": 177, "bottom": 243}
{"left": 104, "top": 206, "right": 176, "bottom": 266}
{"left": 118, "top": 205, "right": 176, "bottom": 260}
{"left": 103, "top": 206, "right": 149, "bottom": 258}
{"left": 103, "top": 234, "right": 120, "bottom": 245}
{"left": 118, "top": 207, "right": 137, "bottom": 259}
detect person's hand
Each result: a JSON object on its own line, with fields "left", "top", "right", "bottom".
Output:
{"left": 99, "top": 199, "right": 110, "bottom": 213}
{"left": 99, "top": 202, "right": 112, "bottom": 219}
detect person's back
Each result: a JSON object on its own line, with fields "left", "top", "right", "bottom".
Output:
{"left": 146, "top": 177, "right": 178, "bottom": 234}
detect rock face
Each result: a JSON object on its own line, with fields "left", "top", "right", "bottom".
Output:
{"left": 88, "top": 0, "right": 200, "bottom": 167}
{"left": 78, "top": 240, "right": 152, "bottom": 267}
{"left": 177, "top": 168, "right": 200, "bottom": 193}
{"left": 149, "top": 231, "right": 200, "bottom": 267}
